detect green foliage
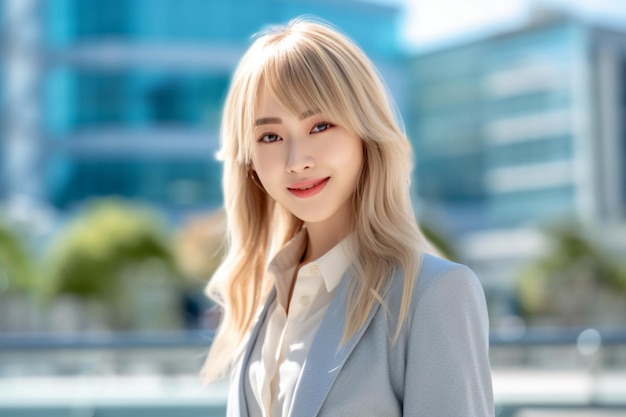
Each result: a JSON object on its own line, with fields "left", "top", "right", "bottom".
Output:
{"left": 45, "top": 198, "right": 180, "bottom": 301}
{"left": 174, "top": 209, "right": 226, "bottom": 286}
{"left": 516, "top": 221, "right": 626, "bottom": 323}
{"left": 0, "top": 218, "right": 37, "bottom": 292}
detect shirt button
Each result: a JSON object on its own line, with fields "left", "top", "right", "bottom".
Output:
{"left": 299, "top": 295, "right": 311, "bottom": 306}
{"left": 309, "top": 264, "right": 320, "bottom": 274}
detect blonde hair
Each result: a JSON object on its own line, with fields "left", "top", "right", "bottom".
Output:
{"left": 202, "top": 17, "right": 435, "bottom": 381}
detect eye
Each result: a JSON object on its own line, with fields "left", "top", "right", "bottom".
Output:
{"left": 258, "top": 133, "right": 282, "bottom": 143}
{"left": 311, "top": 122, "right": 333, "bottom": 133}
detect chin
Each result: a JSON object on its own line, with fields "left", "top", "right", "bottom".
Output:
{"left": 291, "top": 210, "right": 333, "bottom": 224}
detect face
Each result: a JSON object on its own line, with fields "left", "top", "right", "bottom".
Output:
{"left": 251, "top": 91, "right": 363, "bottom": 233}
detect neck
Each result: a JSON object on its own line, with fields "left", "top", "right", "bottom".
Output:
{"left": 302, "top": 206, "right": 353, "bottom": 264}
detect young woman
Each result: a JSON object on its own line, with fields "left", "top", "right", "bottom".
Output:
{"left": 202, "top": 17, "right": 494, "bottom": 417}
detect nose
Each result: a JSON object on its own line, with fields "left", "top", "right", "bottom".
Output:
{"left": 286, "top": 138, "right": 315, "bottom": 173}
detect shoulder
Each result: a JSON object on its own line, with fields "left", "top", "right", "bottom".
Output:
{"left": 409, "top": 253, "right": 489, "bottom": 332}
{"left": 385, "top": 253, "right": 487, "bottom": 319}
{"left": 414, "top": 253, "right": 483, "bottom": 301}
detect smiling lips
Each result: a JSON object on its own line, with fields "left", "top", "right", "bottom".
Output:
{"left": 287, "top": 177, "right": 330, "bottom": 198}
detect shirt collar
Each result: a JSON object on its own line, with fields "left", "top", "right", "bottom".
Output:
{"left": 299, "top": 236, "right": 353, "bottom": 293}
{"left": 268, "top": 229, "right": 308, "bottom": 279}
{"left": 268, "top": 228, "right": 354, "bottom": 294}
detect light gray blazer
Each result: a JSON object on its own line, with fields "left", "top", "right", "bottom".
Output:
{"left": 227, "top": 253, "right": 494, "bottom": 417}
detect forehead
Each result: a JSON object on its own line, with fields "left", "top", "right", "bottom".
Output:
{"left": 253, "top": 86, "right": 316, "bottom": 122}
{"left": 254, "top": 89, "right": 285, "bottom": 117}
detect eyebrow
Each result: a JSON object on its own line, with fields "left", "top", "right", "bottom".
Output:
{"left": 254, "top": 109, "right": 320, "bottom": 127}
{"left": 254, "top": 117, "right": 281, "bottom": 127}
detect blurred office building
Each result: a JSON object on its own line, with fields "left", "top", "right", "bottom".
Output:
{"left": 409, "top": 8, "right": 626, "bottom": 287}
{"left": 3, "top": 2, "right": 626, "bottom": 292}
{"left": 1, "top": 0, "right": 404, "bottom": 223}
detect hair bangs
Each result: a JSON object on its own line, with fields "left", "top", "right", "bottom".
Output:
{"left": 258, "top": 38, "right": 357, "bottom": 133}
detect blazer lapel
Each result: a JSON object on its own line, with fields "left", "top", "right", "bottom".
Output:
{"left": 231, "top": 289, "right": 277, "bottom": 417}
{"left": 288, "top": 272, "right": 381, "bottom": 417}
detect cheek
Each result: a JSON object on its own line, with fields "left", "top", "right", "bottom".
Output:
{"left": 250, "top": 154, "right": 258, "bottom": 172}
{"left": 250, "top": 149, "right": 279, "bottom": 182}
{"left": 336, "top": 136, "right": 364, "bottom": 169}
{"left": 250, "top": 150, "right": 268, "bottom": 173}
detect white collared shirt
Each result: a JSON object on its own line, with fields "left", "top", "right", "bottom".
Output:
{"left": 246, "top": 229, "right": 353, "bottom": 417}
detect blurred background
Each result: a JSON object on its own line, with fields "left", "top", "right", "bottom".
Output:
{"left": 1, "top": 0, "right": 626, "bottom": 416}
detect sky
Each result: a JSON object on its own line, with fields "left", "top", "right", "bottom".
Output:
{"left": 390, "top": 0, "right": 626, "bottom": 51}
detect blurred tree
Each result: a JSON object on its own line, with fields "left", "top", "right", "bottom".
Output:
{"left": 173, "top": 209, "right": 226, "bottom": 329}
{"left": 516, "top": 221, "right": 626, "bottom": 326}
{"left": 174, "top": 208, "right": 226, "bottom": 284}
{"left": 0, "top": 217, "right": 41, "bottom": 331}
{"left": 0, "top": 218, "right": 37, "bottom": 292}
{"left": 44, "top": 198, "right": 184, "bottom": 330}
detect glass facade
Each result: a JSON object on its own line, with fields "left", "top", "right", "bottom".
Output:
{"left": 483, "top": 22, "right": 579, "bottom": 228}
{"left": 44, "top": 69, "right": 230, "bottom": 133}
{"left": 410, "top": 42, "right": 489, "bottom": 232}
{"left": 32, "top": 0, "right": 401, "bottom": 213}
{"left": 410, "top": 18, "right": 589, "bottom": 231}
{"left": 46, "top": 157, "right": 223, "bottom": 210}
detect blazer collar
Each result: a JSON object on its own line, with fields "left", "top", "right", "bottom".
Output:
{"left": 234, "top": 270, "right": 381, "bottom": 417}
{"left": 287, "top": 272, "right": 381, "bottom": 417}
{"left": 234, "top": 289, "right": 277, "bottom": 417}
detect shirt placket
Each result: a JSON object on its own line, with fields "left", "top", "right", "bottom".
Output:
{"left": 260, "top": 304, "right": 286, "bottom": 417}
{"left": 272, "top": 270, "right": 320, "bottom": 417}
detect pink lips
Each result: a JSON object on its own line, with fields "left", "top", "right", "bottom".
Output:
{"left": 287, "top": 177, "right": 330, "bottom": 198}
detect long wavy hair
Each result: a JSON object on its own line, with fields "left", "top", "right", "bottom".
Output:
{"left": 202, "top": 17, "right": 435, "bottom": 381}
